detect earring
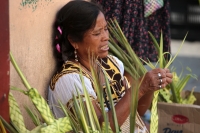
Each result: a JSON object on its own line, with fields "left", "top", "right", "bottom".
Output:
{"left": 74, "top": 49, "right": 78, "bottom": 62}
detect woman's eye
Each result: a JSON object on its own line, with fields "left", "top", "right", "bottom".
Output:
{"left": 93, "top": 33, "right": 100, "bottom": 36}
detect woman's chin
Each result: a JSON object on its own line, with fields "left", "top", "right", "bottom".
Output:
{"left": 98, "top": 52, "right": 108, "bottom": 58}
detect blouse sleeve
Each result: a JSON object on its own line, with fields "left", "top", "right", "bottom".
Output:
{"left": 48, "top": 73, "right": 97, "bottom": 118}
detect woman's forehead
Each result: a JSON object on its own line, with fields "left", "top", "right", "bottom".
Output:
{"left": 83, "top": 12, "right": 106, "bottom": 36}
{"left": 93, "top": 13, "right": 107, "bottom": 29}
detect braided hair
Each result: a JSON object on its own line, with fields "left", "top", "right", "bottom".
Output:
{"left": 52, "top": 0, "right": 104, "bottom": 67}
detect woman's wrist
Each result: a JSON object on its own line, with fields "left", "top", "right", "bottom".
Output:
{"left": 139, "top": 87, "right": 154, "bottom": 99}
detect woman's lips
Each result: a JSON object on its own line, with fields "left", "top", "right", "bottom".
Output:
{"left": 100, "top": 45, "right": 109, "bottom": 51}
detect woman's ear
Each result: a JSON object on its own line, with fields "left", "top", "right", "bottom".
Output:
{"left": 74, "top": 44, "right": 79, "bottom": 49}
{"left": 68, "top": 36, "right": 79, "bottom": 49}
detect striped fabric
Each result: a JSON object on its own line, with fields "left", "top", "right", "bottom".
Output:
{"left": 121, "top": 112, "right": 149, "bottom": 133}
{"left": 144, "top": 0, "right": 164, "bottom": 17}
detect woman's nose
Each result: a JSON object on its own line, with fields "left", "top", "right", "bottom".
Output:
{"left": 102, "top": 30, "right": 109, "bottom": 41}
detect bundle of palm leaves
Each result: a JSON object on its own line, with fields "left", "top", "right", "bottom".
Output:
{"left": 108, "top": 19, "right": 197, "bottom": 133}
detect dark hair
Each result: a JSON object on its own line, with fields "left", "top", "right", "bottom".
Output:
{"left": 52, "top": 0, "right": 104, "bottom": 67}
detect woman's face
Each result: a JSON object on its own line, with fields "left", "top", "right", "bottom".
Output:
{"left": 76, "top": 11, "right": 109, "bottom": 60}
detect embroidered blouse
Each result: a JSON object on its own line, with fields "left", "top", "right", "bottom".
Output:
{"left": 48, "top": 55, "right": 148, "bottom": 133}
{"left": 48, "top": 55, "right": 124, "bottom": 117}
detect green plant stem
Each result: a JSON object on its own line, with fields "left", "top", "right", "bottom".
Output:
{"left": 10, "top": 52, "right": 31, "bottom": 90}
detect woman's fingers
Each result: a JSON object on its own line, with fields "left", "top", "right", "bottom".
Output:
{"left": 157, "top": 73, "right": 173, "bottom": 85}
{"left": 166, "top": 76, "right": 173, "bottom": 84}
{"left": 140, "top": 68, "right": 174, "bottom": 95}
{"left": 166, "top": 72, "right": 173, "bottom": 78}
{"left": 164, "top": 68, "right": 170, "bottom": 73}
{"left": 147, "top": 68, "right": 173, "bottom": 90}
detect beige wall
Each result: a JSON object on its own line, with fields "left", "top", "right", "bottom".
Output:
{"left": 9, "top": 0, "right": 70, "bottom": 129}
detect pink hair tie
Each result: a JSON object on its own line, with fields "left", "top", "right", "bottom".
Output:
{"left": 56, "top": 44, "right": 61, "bottom": 53}
{"left": 57, "top": 26, "right": 62, "bottom": 34}
{"left": 56, "top": 26, "right": 62, "bottom": 53}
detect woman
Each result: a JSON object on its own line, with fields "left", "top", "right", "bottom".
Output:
{"left": 48, "top": 1, "right": 173, "bottom": 132}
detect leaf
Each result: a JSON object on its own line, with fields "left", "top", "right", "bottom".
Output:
{"left": 0, "top": 116, "right": 18, "bottom": 133}
{"left": 24, "top": 106, "right": 41, "bottom": 126}
{"left": 103, "top": 69, "right": 120, "bottom": 132}
{"left": 79, "top": 69, "right": 101, "bottom": 131}
{"left": 159, "top": 89, "right": 173, "bottom": 103}
{"left": 0, "top": 119, "right": 7, "bottom": 133}
{"left": 182, "top": 87, "right": 197, "bottom": 104}
{"left": 57, "top": 100, "right": 78, "bottom": 133}
{"left": 165, "top": 32, "right": 188, "bottom": 69}
{"left": 72, "top": 87, "right": 90, "bottom": 133}
{"left": 101, "top": 122, "right": 113, "bottom": 133}
{"left": 90, "top": 60, "right": 110, "bottom": 133}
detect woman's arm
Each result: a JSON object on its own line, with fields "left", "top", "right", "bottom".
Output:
{"left": 123, "top": 71, "right": 152, "bottom": 116}
{"left": 137, "top": 91, "right": 154, "bottom": 116}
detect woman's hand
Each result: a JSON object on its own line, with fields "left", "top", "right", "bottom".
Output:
{"left": 139, "top": 68, "right": 173, "bottom": 98}
{"left": 137, "top": 68, "right": 173, "bottom": 116}
{"left": 124, "top": 68, "right": 173, "bottom": 116}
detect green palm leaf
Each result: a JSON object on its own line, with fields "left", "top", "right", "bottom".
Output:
{"left": 24, "top": 106, "right": 41, "bottom": 126}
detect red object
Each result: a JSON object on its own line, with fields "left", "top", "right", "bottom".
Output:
{"left": 172, "top": 115, "right": 189, "bottom": 124}
{"left": 0, "top": 0, "right": 10, "bottom": 123}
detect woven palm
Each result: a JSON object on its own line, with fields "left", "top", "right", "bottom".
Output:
{"left": 9, "top": 93, "right": 28, "bottom": 132}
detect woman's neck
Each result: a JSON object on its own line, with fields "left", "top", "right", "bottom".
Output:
{"left": 69, "top": 55, "right": 100, "bottom": 72}
{"left": 78, "top": 57, "right": 91, "bottom": 71}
